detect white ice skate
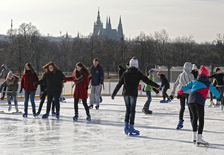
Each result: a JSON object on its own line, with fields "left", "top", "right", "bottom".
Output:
{"left": 208, "top": 101, "right": 214, "bottom": 107}
{"left": 196, "top": 134, "right": 209, "bottom": 147}
{"left": 193, "top": 132, "right": 197, "bottom": 144}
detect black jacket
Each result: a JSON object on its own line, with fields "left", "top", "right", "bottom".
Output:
{"left": 160, "top": 74, "right": 170, "bottom": 88}
{"left": 89, "top": 64, "right": 104, "bottom": 86}
{"left": 112, "top": 67, "right": 160, "bottom": 97}
{"left": 191, "top": 70, "right": 198, "bottom": 79}
{"left": 118, "top": 67, "right": 126, "bottom": 79}
{"left": 36, "top": 70, "right": 65, "bottom": 95}
{"left": 208, "top": 73, "right": 224, "bottom": 85}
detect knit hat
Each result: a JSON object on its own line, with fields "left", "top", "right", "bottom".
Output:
{"left": 215, "top": 67, "right": 221, "bottom": 72}
{"left": 157, "top": 71, "right": 161, "bottom": 76}
{"left": 192, "top": 64, "right": 197, "bottom": 70}
{"left": 199, "top": 65, "right": 209, "bottom": 76}
{"left": 149, "top": 70, "right": 155, "bottom": 75}
{"left": 129, "top": 57, "right": 138, "bottom": 68}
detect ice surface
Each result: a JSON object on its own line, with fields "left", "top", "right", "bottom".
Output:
{"left": 0, "top": 96, "right": 224, "bottom": 155}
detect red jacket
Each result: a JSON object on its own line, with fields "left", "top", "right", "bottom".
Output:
{"left": 63, "top": 71, "right": 89, "bottom": 99}
{"left": 20, "top": 71, "right": 38, "bottom": 91}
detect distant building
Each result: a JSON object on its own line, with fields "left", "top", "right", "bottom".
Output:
{"left": 93, "top": 9, "right": 124, "bottom": 40}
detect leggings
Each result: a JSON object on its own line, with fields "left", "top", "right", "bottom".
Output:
{"left": 188, "top": 103, "right": 204, "bottom": 134}
{"left": 179, "top": 94, "right": 193, "bottom": 120}
{"left": 74, "top": 98, "right": 89, "bottom": 115}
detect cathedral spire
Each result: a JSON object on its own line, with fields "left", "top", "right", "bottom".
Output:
{"left": 108, "top": 16, "right": 111, "bottom": 29}
{"left": 118, "top": 16, "right": 124, "bottom": 38}
{"left": 96, "top": 7, "right": 102, "bottom": 25}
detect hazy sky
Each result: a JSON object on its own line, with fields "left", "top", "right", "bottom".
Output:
{"left": 1, "top": 0, "right": 224, "bottom": 42}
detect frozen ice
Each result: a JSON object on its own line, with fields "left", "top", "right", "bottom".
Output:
{"left": 0, "top": 96, "right": 224, "bottom": 154}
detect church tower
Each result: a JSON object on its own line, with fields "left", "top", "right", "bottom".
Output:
{"left": 93, "top": 8, "right": 103, "bottom": 35}
{"left": 118, "top": 16, "right": 124, "bottom": 38}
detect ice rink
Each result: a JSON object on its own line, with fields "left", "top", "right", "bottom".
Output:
{"left": 0, "top": 96, "right": 224, "bottom": 155}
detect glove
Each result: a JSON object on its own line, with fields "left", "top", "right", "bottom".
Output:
{"left": 153, "top": 88, "right": 159, "bottom": 94}
{"left": 111, "top": 95, "right": 114, "bottom": 100}
{"left": 159, "top": 86, "right": 162, "bottom": 91}
{"left": 19, "top": 88, "right": 23, "bottom": 94}
{"left": 85, "top": 86, "right": 88, "bottom": 90}
{"left": 177, "top": 94, "right": 181, "bottom": 99}
{"left": 170, "top": 95, "right": 173, "bottom": 100}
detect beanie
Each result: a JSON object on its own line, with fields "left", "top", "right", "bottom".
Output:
{"left": 149, "top": 70, "right": 155, "bottom": 75}
{"left": 199, "top": 65, "right": 209, "bottom": 76}
{"left": 192, "top": 64, "right": 197, "bottom": 70}
{"left": 157, "top": 71, "right": 161, "bottom": 75}
{"left": 129, "top": 57, "right": 138, "bottom": 68}
{"left": 215, "top": 67, "right": 221, "bottom": 72}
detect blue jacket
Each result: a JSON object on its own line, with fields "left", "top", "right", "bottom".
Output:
{"left": 180, "top": 74, "right": 220, "bottom": 106}
{"left": 90, "top": 64, "right": 104, "bottom": 86}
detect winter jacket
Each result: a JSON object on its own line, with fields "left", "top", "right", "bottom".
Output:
{"left": 63, "top": 70, "right": 89, "bottom": 99}
{"left": 208, "top": 73, "right": 224, "bottom": 85}
{"left": 144, "top": 75, "right": 154, "bottom": 91}
{"left": 36, "top": 70, "right": 65, "bottom": 95}
{"left": 178, "top": 74, "right": 220, "bottom": 106}
{"left": 112, "top": 67, "right": 160, "bottom": 97}
{"left": 0, "top": 75, "right": 19, "bottom": 96}
{"left": 171, "top": 62, "right": 194, "bottom": 96}
{"left": 89, "top": 64, "right": 104, "bottom": 86}
{"left": 160, "top": 74, "right": 170, "bottom": 88}
{"left": 20, "top": 71, "right": 38, "bottom": 92}
{"left": 191, "top": 70, "right": 198, "bottom": 79}
{"left": 0, "top": 64, "right": 11, "bottom": 79}
{"left": 119, "top": 67, "right": 126, "bottom": 79}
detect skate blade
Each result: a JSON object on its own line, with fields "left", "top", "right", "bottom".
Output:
{"left": 196, "top": 142, "right": 209, "bottom": 147}
{"left": 12, "top": 112, "right": 22, "bottom": 114}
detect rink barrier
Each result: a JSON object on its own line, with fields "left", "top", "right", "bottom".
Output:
{"left": 0, "top": 81, "right": 211, "bottom": 99}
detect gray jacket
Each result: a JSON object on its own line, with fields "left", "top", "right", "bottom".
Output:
{"left": 0, "top": 64, "right": 11, "bottom": 79}
{"left": 171, "top": 62, "right": 194, "bottom": 96}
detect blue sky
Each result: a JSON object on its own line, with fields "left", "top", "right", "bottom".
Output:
{"left": 0, "top": 0, "right": 223, "bottom": 42}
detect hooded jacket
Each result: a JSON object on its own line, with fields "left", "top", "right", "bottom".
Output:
{"left": 0, "top": 64, "right": 11, "bottom": 79}
{"left": 112, "top": 67, "right": 160, "bottom": 97}
{"left": 178, "top": 74, "right": 220, "bottom": 106}
{"left": 171, "top": 62, "right": 194, "bottom": 96}
{"left": 0, "top": 75, "right": 19, "bottom": 96}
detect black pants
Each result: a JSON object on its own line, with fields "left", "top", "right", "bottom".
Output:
{"left": 74, "top": 98, "right": 89, "bottom": 116}
{"left": 46, "top": 94, "right": 60, "bottom": 114}
{"left": 162, "top": 87, "right": 169, "bottom": 100}
{"left": 188, "top": 103, "right": 204, "bottom": 134}
{"left": 210, "top": 92, "right": 213, "bottom": 101}
{"left": 179, "top": 94, "right": 193, "bottom": 120}
{"left": 38, "top": 92, "right": 55, "bottom": 112}
{"left": 216, "top": 85, "right": 224, "bottom": 105}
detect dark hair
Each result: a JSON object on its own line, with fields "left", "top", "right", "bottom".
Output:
{"left": 41, "top": 62, "right": 59, "bottom": 74}
{"left": 215, "top": 67, "right": 221, "bottom": 72}
{"left": 126, "top": 62, "right": 129, "bottom": 66}
{"left": 23, "top": 63, "right": 36, "bottom": 74}
{"left": 93, "top": 58, "right": 99, "bottom": 62}
{"left": 73, "top": 62, "right": 90, "bottom": 77}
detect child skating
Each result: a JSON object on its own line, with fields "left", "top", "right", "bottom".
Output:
{"left": 177, "top": 65, "right": 220, "bottom": 147}
{"left": 157, "top": 71, "right": 171, "bottom": 103}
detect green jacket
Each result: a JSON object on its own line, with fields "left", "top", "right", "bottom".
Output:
{"left": 0, "top": 76, "right": 19, "bottom": 96}
{"left": 144, "top": 75, "right": 154, "bottom": 91}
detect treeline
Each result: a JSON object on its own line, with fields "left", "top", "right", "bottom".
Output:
{"left": 0, "top": 22, "right": 224, "bottom": 76}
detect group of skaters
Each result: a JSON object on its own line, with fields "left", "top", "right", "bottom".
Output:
{"left": 1, "top": 58, "right": 224, "bottom": 147}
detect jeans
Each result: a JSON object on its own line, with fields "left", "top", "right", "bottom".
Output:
{"left": 7, "top": 95, "right": 17, "bottom": 105}
{"left": 124, "top": 96, "right": 137, "bottom": 125}
{"left": 24, "top": 90, "right": 36, "bottom": 110}
{"left": 144, "top": 90, "right": 152, "bottom": 108}
{"left": 46, "top": 94, "right": 60, "bottom": 114}
{"left": 188, "top": 103, "right": 204, "bottom": 134}
{"left": 90, "top": 85, "right": 102, "bottom": 106}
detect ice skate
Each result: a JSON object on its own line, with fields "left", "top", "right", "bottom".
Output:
{"left": 23, "top": 112, "right": 27, "bottom": 118}
{"left": 95, "top": 105, "right": 99, "bottom": 110}
{"left": 124, "top": 122, "right": 129, "bottom": 135}
{"left": 208, "top": 101, "right": 214, "bottom": 107}
{"left": 56, "top": 113, "right": 60, "bottom": 119}
{"left": 88, "top": 105, "right": 93, "bottom": 109}
{"left": 42, "top": 113, "right": 49, "bottom": 119}
{"left": 167, "top": 98, "right": 171, "bottom": 102}
{"left": 160, "top": 99, "right": 168, "bottom": 103}
{"left": 100, "top": 96, "right": 103, "bottom": 103}
{"left": 196, "top": 134, "right": 209, "bottom": 147}
{"left": 193, "top": 132, "right": 197, "bottom": 144}
{"left": 52, "top": 110, "right": 56, "bottom": 116}
{"left": 86, "top": 114, "right": 91, "bottom": 121}
{"left": 176, "top": 120, "right": 184, "bottom": 129}
{"left": 34, "top": 111, "right": 40, "bottom": 117}
{"left": 129, "top": 125, "right": 140, "bottom": 135}
{"left": 73, "top": 114, "right": 78, "bottom": 121}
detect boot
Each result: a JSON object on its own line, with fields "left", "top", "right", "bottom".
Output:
{"left": 73, "top": 113, "right": 78, "bottom": 121}
{"left": 32, "top": 109, "right": 36, "bottom": 117}
{"left": 86, "top": 114, "right": 91, "bottom": 121}
{"left": 23, "top": 109, "right": 28, "bottom": 118}
{"left": 196, "top": 134, "right": 209, "bottom": 146}
{"left": 160, "top": 99, "right": 168, "bottom": 103}
{"left": 176, "top": 120, "right": 184, "bottom": 129}
{"left": 52, "top": 110, "right": 56, "bottom": 116}
{"left": 124, "top": 122, "right": 129, "bottom": 135}
{"left": 88, "top": 105, "right": 93, "bottom": 109}
{"left": 56, "top": 113, "right": 60, "bottom": 119}
{"left": 42, "top": 113, "right": 49, "bottom": 119}
{"left": 129, "top": 125, "right": 140, "bottom": 135}
{"left": 193, "top": 131, "right": 197, "bottom": 143}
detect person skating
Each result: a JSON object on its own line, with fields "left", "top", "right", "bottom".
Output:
{"left": 208, "top": 79, "right": 218, "bottom": 107}
{"left": 63, "top": 62, "right": 91, "bottom": 121}
{"left": 177, "top": 65, "right": 220, "bottom": 146}
{"left": 0, "top": 64, "right": 11, "bottom": 100}
{"left": 88, "top": 58, "right": 104, "bottom": 110}
{"left": 111, "top": 57, "right": 160, "bottom": 135}
{"left": 35, "top": 62, "right": 65, "bottom": 119}
{"left": 142, "top": 70, "right": 159, "bottom": 114}
{"left": 20, "top": 63, "right": 38, "bottom": 117}
{"left": 170, "top": 62, "right": 194, "bottom": 129}
{"left": 191, "top": 64, "right": 198, "bottom": 79}
{"left": 0, "top": 71, "right": 20, "bottom": 113}
{"left": 157, "top": 71, "right": 171, "bottom": 103}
